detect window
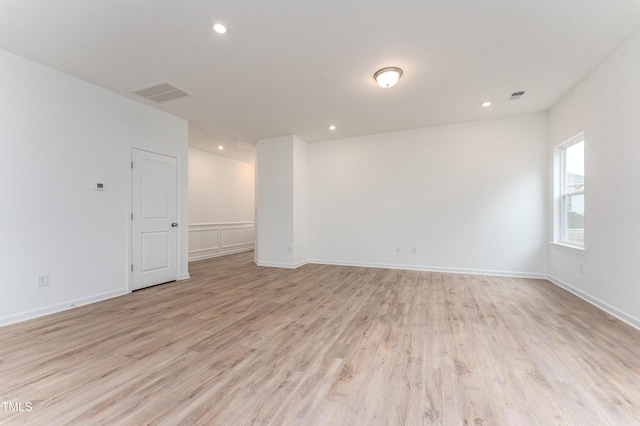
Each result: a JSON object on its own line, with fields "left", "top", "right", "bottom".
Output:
{"left": 558, "top": 134, "right": 584, "bottom": 247}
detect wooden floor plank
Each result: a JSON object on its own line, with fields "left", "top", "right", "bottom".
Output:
{"left": 1, "top": 251, "right": 640, "bottom": 424}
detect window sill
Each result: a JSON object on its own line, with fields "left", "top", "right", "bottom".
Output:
{"left": 549, "top": 242, "right": 586, "bottom": 256}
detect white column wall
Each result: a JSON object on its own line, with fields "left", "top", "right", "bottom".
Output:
{"left": 292, "top": 136, "right": 309, "bottom": 265}
{"left": 255, "top": 135, "right": 309, "bottom": 268}
{"left": 255, "top": 136, "right": 295, "bottom": 267}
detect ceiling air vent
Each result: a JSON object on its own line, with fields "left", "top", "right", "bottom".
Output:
{"left": 131, "top": 81, "right": 193, "bottom": 103}
{"left": 509, "top": 91, "right": 525, "bottom": 100}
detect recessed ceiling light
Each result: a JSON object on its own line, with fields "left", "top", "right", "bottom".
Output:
{"left": 213, "top": 23, "right": 227, "bottom": 34}
{"left": 482, "top": 100, "right": 492, "bottom": 107}
{"left": 374, "top": 67, "right": 403, "bottom": 88}
{"left": 329, "top": 125, "right": 336, "bottom": 130}
{"left": 218, "top": 145, "right": 224, "bottom": 150}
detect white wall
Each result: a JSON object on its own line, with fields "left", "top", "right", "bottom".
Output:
{"left": 255, "top": 135, "right": 309, "bottom": 268}
{"left": 256, "top": 136, "right": 294, "bottom": 266}
{"left": 309, "top": 114, "right": 548, "bottom": 277}
{"left": 548, "top": 29, "right": 640, "bottom": 327}
{"left": 188, "top": 147, "right": 255, "bottom": 261}
{"left": 292, "top": 136, "right": 309, "bottom": 265}
{"left": 0, "top": 50, "right": 189, "bottom": 326}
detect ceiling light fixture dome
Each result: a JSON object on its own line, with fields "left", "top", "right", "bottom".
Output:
{"left": 374, "top": 67, "right": 403, "bottom": 88}
{"left": 213, "top": 23, "right": 227, "bottom": 34}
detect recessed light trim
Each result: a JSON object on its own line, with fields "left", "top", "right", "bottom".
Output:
{"left": 217, "top": 145, "right": 224, "bottom": 150}
{"left": 374, "top": 67, "right": 403, "bottom": 88}
{"left": 329, "top": 125, "right": 336, "bottom": 130}
{"left": 482, "top": 100, "right": 492, "bottom": 107}
{"left": 213, "top": 23, "right": 227, "bottom": 34}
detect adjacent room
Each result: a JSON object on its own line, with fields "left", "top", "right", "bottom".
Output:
{"left": 1, "top": 1, "right": 640, "bottom": 424}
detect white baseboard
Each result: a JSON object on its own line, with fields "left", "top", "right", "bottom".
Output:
{"left": 179, "top": 273, "right": 191, "bottom": 280}
{"left": 307, "top": 258, "right": 546, "bottom": 279}
{"left": 547, "top": 275, "right": 640, "bottom": 331}
{"left": 254, "top": 259, "right": 308, "bottom": 269}
{"left": 0, "top": 289, "right": 129, "bottom": 328}
{"left": 254, "top": 256, "right": 545, "bottom": 278}
{"left": 189, "top": 247, "right": 253, "bottom": 262}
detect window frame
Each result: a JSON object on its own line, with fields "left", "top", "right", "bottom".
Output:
{"left": 557, "top": 133, "right": 585, "bottom": 248}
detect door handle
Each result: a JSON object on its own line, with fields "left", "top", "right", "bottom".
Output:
{"left": 171, "top": 223, "right": 178, "bottom": 227}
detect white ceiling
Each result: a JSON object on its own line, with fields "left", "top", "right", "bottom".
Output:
{"left": 2, "top": 1, "right": 640, "bottom": 163}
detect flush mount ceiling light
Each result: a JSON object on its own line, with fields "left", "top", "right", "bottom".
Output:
{"left": 374, "top": 67, "right": 403, "bottom": 88}
{"left": 217, "top": 145, "right": 224, "bottom": 150}
{"left": 328, "top": 125, "right": 336, "bottom": 130}
{"left": 213, "top": 23, "right": 227, "bottom": 34}
{"left": 482, "top": 100, "right": 492, "bottom": 107}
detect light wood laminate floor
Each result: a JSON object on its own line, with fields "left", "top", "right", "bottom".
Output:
{"left": 1, "top": 251, "right": 640, "bottom": 425}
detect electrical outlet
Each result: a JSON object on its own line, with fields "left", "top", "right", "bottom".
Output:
{"left": 395, "top": 247, "right": 400, "bottom": 254}
{"left": 580, "top": 263, "right": 584, "bottom": 274}
{"left": 288, "top": 246, "right": 292, "bottom": 254}
{"left": 412, "top": 248, "right": 417, "bottom": 255}
{"left": 37, "top": 274, "right": 49, "bottom": 287}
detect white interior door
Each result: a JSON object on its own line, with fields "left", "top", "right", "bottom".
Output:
{"left": 131, "top": 149, "right": 178, "bottom": 290}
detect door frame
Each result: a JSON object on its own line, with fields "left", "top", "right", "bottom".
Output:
{"left": 128, "top": 147, "right": 185, "bottom": 292}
